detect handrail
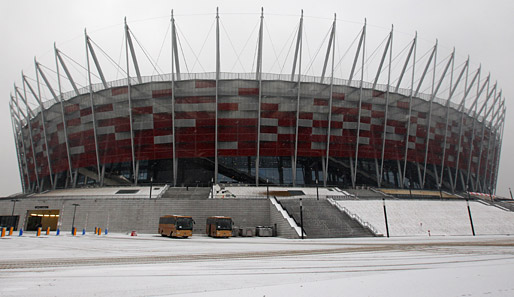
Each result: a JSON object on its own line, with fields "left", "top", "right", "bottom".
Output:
{"left": 270, "top": 197, "right": 304, "bottom": 237}
{"left": 328, "top": 198, "right": 381, "bottom": 236}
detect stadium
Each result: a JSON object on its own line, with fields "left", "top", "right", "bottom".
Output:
{"left": 1, "top": 10, "right": 511, "bottom": 238}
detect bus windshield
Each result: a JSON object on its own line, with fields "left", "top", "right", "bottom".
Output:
{"left": 216, "top": 218, "right": 232, "bottom": 230}
{"left": 176, "top": 217, "right": 194, "bottom": 230}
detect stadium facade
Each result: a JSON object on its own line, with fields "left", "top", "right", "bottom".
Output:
{"left": 9, "top": 10, "right": 505, "bottom": 194}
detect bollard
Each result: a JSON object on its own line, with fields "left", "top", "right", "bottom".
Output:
{"left": 56, "top": 228, "right": 60, "bottom": 236}
{"left": 98, "top": 228, "right": 102, "bottom": 236}
{"left": 19, "top": 228, "right": 23, "bottom": 236}
{"left": 37, "top": 227, "right": 42, "bottom": 237}
{"left": 94, "top": 227, "right": 97, "bottom": 234}
{"left": 46, "top": 227, "right": 50, "bottom": 236}
{"left": 9, "top": 227, "right": 14, "bottom": 236}
{"left": 1, "top": 227, "right": 5, "bottom": 238}
{"left": 72, "top": 227, "right": 77, "bottom": 236}
{"left": 105, "top": 228, "right": 108, "bottom": 235}
{"left": 82, "top": 229, "right": 86, "bottom": 236}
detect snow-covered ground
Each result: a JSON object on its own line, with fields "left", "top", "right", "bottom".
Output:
{"left": 1, "top": 233, "right": 514, "bottom": 296}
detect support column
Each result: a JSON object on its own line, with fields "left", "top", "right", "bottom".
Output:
{"left": 214, "top": 8, "right": 220, "bottom": 183}
{"left": 10, "top": 104, "right": 28, "bottom": 193}
{"left": 465, "top": 75, "right": 491, "bottom": 191}
{"left": 475, "top": 89, "right": 499, "bottom": 188}
{"left": 421, "top": 50, "right": 454, "bottom": 189}
{"left": 55, "top": 46, "right": 80, "bottom": 96}
{"left": 490, "top": 108, "right": 506, "bottom": 192}
{"left": 379, "top": 26, "right": 394, "bottom": 188}
{"left": 85, "top": 29, "right": 103, "bottom": 184}
{"left": 54, "top": 45, "right": 75, "bottom": 184}
{"left": 352, "top": 20, "right": 366, "bottom": 188}
{"left": 453, "top": 68, "right": 480, "bottom": 191}
{"left": 125, "top": 19, "right": 138, "bottom": 185}
{"left": 25, "top": 68, "right": 54, "bottom": 187}
{"left": 171, "top": 10, "right": 178, "bottom": 186}
{"left": 255, "top": 8, "right": 264, "bottom": 186}
{"left": 13, "top": 91, "right": 40, "bottom": 191}
{"left": 439, "top": 58, "right": 468, "bottom": 189}
{"left": 292, "top": 11, "right": 304, "bottom": 186}
{"left": 324, "top": 14, "right": 336, "bottom": 187}
{"left": 401, "top": 34, "right": 419, "bottom": 187}
{"left": 483, "top": 101, "right": 503, "bottom": 191}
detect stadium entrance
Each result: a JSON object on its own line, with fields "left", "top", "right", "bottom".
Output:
{"left": 25, "top": 210, "right": 60, "bottom": 231}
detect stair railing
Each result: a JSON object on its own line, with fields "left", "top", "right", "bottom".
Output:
{"left": 271, "top": 197, "right": 305, "bottom": 237}
{"left": 327, "top": 198, "right": 381, "bottom": 236}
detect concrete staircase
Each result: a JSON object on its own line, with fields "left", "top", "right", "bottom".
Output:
{"left": 278, "top": 198, "right": 375, "bottom": 238}
{"left": 161, "top": 187, "right": 211, "bottom": 199}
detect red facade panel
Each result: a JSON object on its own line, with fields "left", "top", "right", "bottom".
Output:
{"left": 238, "top": 88, "right": 259, "bottom": 95}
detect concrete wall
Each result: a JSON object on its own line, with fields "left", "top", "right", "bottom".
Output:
{"left": 0, "top": 198, "right": 271, "bottom": 235}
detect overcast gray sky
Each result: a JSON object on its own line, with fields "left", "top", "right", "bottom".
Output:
{"left": 1, "top": 0, "right": 512, "bottom": 197}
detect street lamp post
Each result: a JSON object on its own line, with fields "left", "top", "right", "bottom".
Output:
{"left": 149, "top": 177, "right": 153, "bottom": 199}
{"left": 382, "top": 198, "right": 390, "bottom": 238}
{"left": 10, "top": 199, "right": 19, "bottom": 229}
{"left": 266, "top": 179, "right": 269, "bottom": 199}
{"left": 299, "top": 198, "right": 304, "bottom": 239}
{"left": 71, "top": 203, "right": 80, "bottom": 233}
{"left": 315, "top": 179, "right": 319, "bottom": 200}
{"left": 510, "top": 187, "right": 513, "bottom": 200}
{"left": 466, "top": 198, "right": 475, "bottom": 236}
{"left": 211, "top": 178, "right": 214, "bottom": 199}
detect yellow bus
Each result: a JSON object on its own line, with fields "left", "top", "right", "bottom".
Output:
{"left": 158, "top": 215, "right": 195, "bottom": 238}
{"left": 206, "top": 216, "right": 233, "bottom": 238}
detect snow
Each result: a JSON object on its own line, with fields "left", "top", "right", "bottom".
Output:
{"left": 215, "top": 185, "right": 351, "bottom": 199}
{"left": 1, "top": 233, "right": 514, "bottom": 296}
{"left": 29, "top": 185, "right": 168, "bottom": 199}
{"left": 335, "top": 199, "right": 514, "bottom": 236}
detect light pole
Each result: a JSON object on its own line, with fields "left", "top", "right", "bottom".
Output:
{"left": 10, "top": 199, "right": 19, "bottom": 229}
{"left": 266, "top": 179, "right": 269, "bottom": 199}
{"left": 149, "top": 177, "right": 153, "bottom": 199}
{"left": 71, "top": 203, "right": 80, "bottom": 232}
{"left": 382, "top": 198, "right": 390, "bottom": 238}
{"left": 466, "top": 198, "right": 475, "bottom": 236}
{"left": 438, "top": 183, "right": 442, "bottom": 199}
{"left": 211, "top": 178, "right": 214, "bottom": 199}
{"left": 509, "top": 188, "right": 513, "bottom": 200}
{"left": 299, "top": 198, "right": 304, "bottom": 239}
{"left": 315, "top": 179, "right": 319, "bottom": 200}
